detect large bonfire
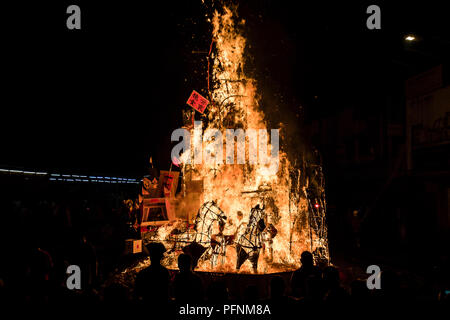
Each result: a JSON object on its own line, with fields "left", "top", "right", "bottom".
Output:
{"left": 144, "top": 5, "right": 329, "bottom": 274}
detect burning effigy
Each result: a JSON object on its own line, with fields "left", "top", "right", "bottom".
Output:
{"left": 135, "top": 5, "right": 329, "bottom": 275}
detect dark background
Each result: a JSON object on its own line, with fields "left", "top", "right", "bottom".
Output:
{"left": 2, "top": 1, "right": 448, "bottom": 175}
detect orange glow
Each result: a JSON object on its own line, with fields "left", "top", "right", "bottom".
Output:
{"left": 144, "top": 6, "right": 329, "bottom": 274}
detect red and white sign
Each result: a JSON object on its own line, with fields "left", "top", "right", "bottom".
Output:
{"left": 187, "top": 90, "right": 209, "bottom": 114}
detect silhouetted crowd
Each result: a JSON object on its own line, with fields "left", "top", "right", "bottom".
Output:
{"left": 127, "top": 247, "right": 450, "bottom": 308}
{"left": 0, "top": 197, "right": 132, "bottom": 304}
{"left": 0, "top": 198, "right": 448, "bottom": 308}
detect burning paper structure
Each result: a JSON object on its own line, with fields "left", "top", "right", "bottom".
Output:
{"left": 142, "top": 6, "right": 329, "bottom": 274}
{"left": 235, "top": 204, "right": 267, "bottom": 273}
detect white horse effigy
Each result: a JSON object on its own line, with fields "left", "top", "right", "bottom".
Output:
{"left": 235, "top": 204, "right": 267, "bottom": 273}
{"left": 182, "top": 200, "right": 227, "bottom": 266}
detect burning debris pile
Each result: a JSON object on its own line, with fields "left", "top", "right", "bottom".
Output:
{"left": 139, "top": 5, "right": 329, "bottom": 274}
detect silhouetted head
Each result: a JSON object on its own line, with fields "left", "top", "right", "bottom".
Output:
{"left": 270, "top": 276, "right": 285, "bottom": 299}
{"left": 182, "top": 241, "right": 206, "bottom": 270}
{"left": 178, "top": 253, "right": 192, "bottom": 273}
{"left": 300, "top": 251, "right": 314, "bottom": 268}
{"left": 146, "top": 242, "right": 166, "bottom": 264}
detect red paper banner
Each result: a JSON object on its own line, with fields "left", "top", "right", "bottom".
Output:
{"left": 187, "top": 90, "right": 209, "bottom": 114}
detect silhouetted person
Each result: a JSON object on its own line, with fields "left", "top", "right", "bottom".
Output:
{"left": 303, "top": 274, "right": 324, "bottom": 302}
{"left": 206, "top": 280, "right": 228, "bottom": 303}
{"left": 268, "top": 276, "right": 291, "bottom": 316}
{"left": 322, "top": 266, "right": 349, "bottom": 302}
{"left": 290, "top": 251, "right": 320, "bottom": 298}
{"left": 243, "top": 285, "right": 259, "bottom": 302}
{"left": 173, "top": 254, "right": 203, "bottom": 302}
{"left": 270, "top": 276, "right": 287, "bottom": 302}
{"left": 134, "top": 242, "right": 169, "bottom": 304}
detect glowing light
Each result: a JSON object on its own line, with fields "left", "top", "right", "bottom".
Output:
{"left": 143, "top": 6, "right": 329, "bottom": 274}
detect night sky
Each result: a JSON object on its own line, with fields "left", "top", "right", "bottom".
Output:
{"left": 2, "top": 1, "right": 449, "bottom": 177}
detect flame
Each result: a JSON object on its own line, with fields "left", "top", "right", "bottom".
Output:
{"left": 146, "top": 6, "right": 328, "bottom": 274}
